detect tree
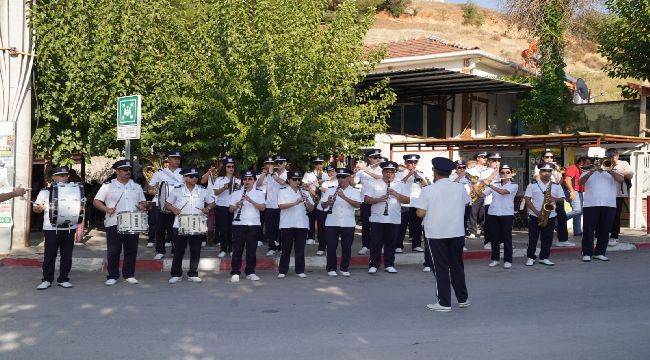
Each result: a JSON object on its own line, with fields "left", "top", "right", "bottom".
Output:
{"left": 598, "top": 0, "right": 650, "bottom": 88}
{"left": 506, "top": 0, "right": 581, "bottom": 133}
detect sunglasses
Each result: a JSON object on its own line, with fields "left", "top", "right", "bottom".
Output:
{"left": 457, "top": 166, "right": 466, "bottom": 169}
{"left": 275, "top": 161, "right": 286, "bottom": 165}
{"left": 243, "top": 177, "right": 254, "bottom": 181}
{"left": 500, "top": 171, "right": 511, "bottom": 175}
{"left": 225, "top": 165, "right": 234, "bottom": 168}
{"left": 118, "top": 169, "right": 132, "bottom": 172}
{"left": 185, "top": 174, "right": 199, "bottom": 179}
{"left": 290, "top": 177, "right": 301, "bottom": 181}
{"left": 336, "top": 175, "right": 350, "bottom": 179}
{"left": 406, "top": 160, "right": 418, "bottom": 164}
{"left": 543, "top": 155, "right": 554, "bottom": 159}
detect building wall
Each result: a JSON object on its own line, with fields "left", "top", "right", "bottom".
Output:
{"left": 575, "top": 99, "right": 648, "bottom": 136}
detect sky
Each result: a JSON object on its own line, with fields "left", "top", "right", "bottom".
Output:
{"left": 446, "top": 0, "right": 503, "bottom": 11}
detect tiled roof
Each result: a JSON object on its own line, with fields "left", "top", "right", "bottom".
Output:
{"left": 367, "top": 35, "right": 479, "bottom": 59}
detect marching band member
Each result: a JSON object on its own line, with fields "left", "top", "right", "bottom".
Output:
{"left": 312, "top": 165, "right": 337, "bottom": 255}
{"left": 277, "top": 171, "right": 315, "bottom": 278}
{"left": 228, "top": 170, "right": 266, "bottom": 282}
{"left": 93, "top": 160, "right": 147, "bottom": 286}
{"left": 321, "top": 168, "right": 362, "bottom": 276}
{"left": 606, "top": 148, "right": 634, "bottom": 246}
{"left": 148, "top": 150, "right": 183, "bottom": 260}
{"left": 256, "top": 155, "right": 287, "bottom": 256}
{"left": 396, "top": 154, "right": 427, "bottom": 254}
{"left": 466, "top": 152, "right": 492, "bottom": 239}
{"left": 34, "top": 167, "right": 77, "bottom": 290}
{"left": 479, "top": 153, "right": 501, "bottom": 250}
{"left": 364, "top": 161, "right": 410, "bottom": 274}
{"left": 207, "top": 156, "right": 241, "bottom": 258}
{"left": 580, "top": 154, "right": 624, "bottom": 262}
{"left": 413, "top": 157, "right": 470, "bottom": 312}
{"left": 166, "top": 167, "right": 216, "bottom": 283}
{"left": 483, "top": 164, "right": 518, "bottom": 268}
{"left": 523, "top": 163, "right": 565, "bottom": 266}
{"left": 303, "top": 156, "right": 327, "bottom": 245}
{"left": 450, "top": 160, "right": 472, "bottom": 236}
{"left": 354, "top": 149, "right": 383, "bottom": 255}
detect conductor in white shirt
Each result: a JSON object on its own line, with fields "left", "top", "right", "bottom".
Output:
{"left": 413, "top": 157, "right": 471, "bottom": 312}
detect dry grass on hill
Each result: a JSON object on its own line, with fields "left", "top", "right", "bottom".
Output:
{"left": 365, "top": 1, "right": 631, "bottom": 101}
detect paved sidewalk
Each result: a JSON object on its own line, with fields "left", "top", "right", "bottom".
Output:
{"left": 1, "top": 227, "right": 648, "bottom": 272}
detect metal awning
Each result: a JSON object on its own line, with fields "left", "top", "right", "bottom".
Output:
{"left": 388, "top": 132, "right": 650, "bottom": 152}
{"left": 361, "top": 67, "right": 531, "bottom": 97}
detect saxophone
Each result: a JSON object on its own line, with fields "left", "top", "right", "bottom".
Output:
{"left": 143, "top": 156, "right": 163, "bottom": 195}
{"left": 537, "top": 181, "right": 556, "bottom": 227}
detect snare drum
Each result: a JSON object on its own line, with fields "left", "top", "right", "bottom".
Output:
{"left": 178, "top": 214, "right": 208, "bottom": 235}
{"left": 49, "top": 182, "right": 85, "bottom": 227}
{"left": 117, "top": 211, "right": 149, "bottom": 234}
{"left": 158, "top": 182, "right": 170, "bottom": 213}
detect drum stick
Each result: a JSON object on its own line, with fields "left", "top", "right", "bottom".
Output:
{"left": 113, "top": 191, "right": 125, "bottom": 209}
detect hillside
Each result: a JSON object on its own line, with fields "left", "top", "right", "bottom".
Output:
{"left": 365, "top": 0, "right": 630, "bottom": 101}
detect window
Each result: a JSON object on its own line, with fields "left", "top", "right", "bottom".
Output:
{"left": 426, "top": 105, "right": 444, "bottom": 138}
{"left": 403, "top": 104, "right": 423, "bottom": 136}
{"left": 387, "top": 105, "right": 402, "bottom": 134}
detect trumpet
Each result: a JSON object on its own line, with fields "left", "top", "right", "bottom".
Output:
{"left": 600, "top": 158, "right": 614, "bottom": 171}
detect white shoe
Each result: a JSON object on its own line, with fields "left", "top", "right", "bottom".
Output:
{"left": 153, "top": 253, "right": 164, "bottom": 260}
{"left": 594, "top": 255, "right": 610, "bottom": 261}
{"left": 165, "top": 242, "right": 172, "bottom": 248}
{"left": 463, "top": 247, "right": 468, "bottom": 251}
{"left": 488, "top": 261, "right": 499, "bottom": 267}
{"left": 266, "top": 250, "right": 276, "bottom": 256}
{"left": 555, "top": 241, "right": 576, "bottom": 247}
{"left": 368, "top": 267, "right": 378, "bottom": 274}
{"left": 426, "top": 303, "right": 452, "bottom": 312}
{"left": 422, "top": 266, "right": 431, "bottom": 272}
{"left": 539, "top": 259, "right": 555, "bottom": 266}
{"left": 608, "top": 239, "right": 618, "bottom": 247}
{"left": 146, "top": 242, "right": 154, "bottom": 248}
{"left": 168, "top": 276, "right": 181, "bottom": 284}
{"left": 230, "top": 274, "right": 240, "bottom": 283}
{"left": 58, "top": 281, "right": 73, "bottom": 288}
{"left": 357, "top": 246, "right": 369, "bottom": 255}
{"left": 201, "top": 242, "right": 206, "bottom": 247}
{"left": 105, "top": 279, "right": 117, "bottom": 286}
{"left": 458, "top": 301, "right": 471, "bottom": 308}
{"left": 413, "top": 247, "right": 424, "bottom": 252}
{"left": 297, "top": 273, "right": 307, "bottom": 278}
{"left": 395, "top": 248, "right": 403, "bottom": 253}
{"left": 483, "top": 243, "right": 491, "bottom": 250}
{"left": 385, "top": 266, "right": 398, "bottom": 273}
{"left": 257, "top": 241, "right": 263, "bottom": 247}
{"left": 503, "top": 262, "right": 512, "bottom": 269}
{"left": 340, "top": 271, "right": 351, "bottom": 277}
{"left": 525, "top": 258, "right": 535, "bottom": 266}
{"left": 467, "top": 234, "right": 476, "bottom": 239}
{"left": 217, "top": 251, "right": 226, "bottom": 258}
{"left": 125, "top": 277, "right": 139, "bottom": 284}
{"left": 36, "top": 281, "right": 51, "bottom": 290}
{"left": 582, "top": 255, "right": 592, "bottom": 262}
{"left": 277, "top": 273, "right": 286, "bottom": 279}
{"left": 188, "top": 276, "right": 202, "bottom": 283}
{"left": 306, "top": 239, "right": 315, "bottom": 245}
{"left": 327, "top": 271, "right": 338, "bottom": 277}
{"left": 316, "top": 250, "right": 325, "bottom": 256}
{"left": 246, "top": 274, "right": 260, "bottom": 281}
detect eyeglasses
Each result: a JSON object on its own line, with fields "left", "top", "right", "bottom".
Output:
{"left": 275, "top": 161, "right": 286, "bottom": 165}
{"left": 457, "top": 166, "right": 466, "bottom": 169}
{"left": 185, "top": 175, "right": 199, "bottom": 179}
{"left": 243, "top": 177, "right": 254, "bottom": 181}
{"left": 290, "top": 178, "right": 300, "bottom": 181}
{"left": 543, "top": 155, "right": 554, "bottom": 159}
{"left": 336, "top": 175, "right": 350, "bottom": 179}
{"left": 406, "top": 160, "right": 418, "bottom": 164}
{"left": 118, "top": 169, "right": 132, "bottom": 172}
{"left": 500, "top": 171, "right": 511, "bottom": 175}
{"left": 225, "top": 165, "right": 234, "bottom": 168}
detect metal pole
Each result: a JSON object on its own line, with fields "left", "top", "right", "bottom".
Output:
{"left": 125, "top": 140, "right": 131, "bottom": 161}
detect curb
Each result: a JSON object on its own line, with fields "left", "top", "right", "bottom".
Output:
{"left": 1, "top": 242, "right": 648, "bottom": 272}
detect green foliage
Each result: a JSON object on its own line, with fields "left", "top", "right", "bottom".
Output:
{"left": 30, "top": 0, "right": 395, "bottom": 169}
{"left": 598, "top": 0, "right": 650, "bottom": 83}
{"left": 572, "top": 11, "right": 612, "bottom": 44}
{"left": 377, "top": 0, "right": 410, "bottom": 17}
{"left": 462, "top": 1, "right": 484, "bottom": 27}
{"left": 511, "top": 0, "right": 579, "bottom": 134}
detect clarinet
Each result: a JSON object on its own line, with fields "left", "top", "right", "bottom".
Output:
{"left": 233, "top": 187, "right": 248, "bottom": 222}
{"left": 326, "top": 186, "right": 340, "bottom": 214}
{"left": 228, "top": 176, "right": 234, "bottom": 194}
{"left": 300, "top": 189, "right": 310, "bottom": 212}
{"left": 383, "top": 182, "right": 390, "bottom": 216}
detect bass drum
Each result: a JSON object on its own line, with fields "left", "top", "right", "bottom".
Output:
{"left": 49, "top": 182, "right": 85, "bottom": 227}
{"left": 158, "top": 182, "right": 170, "bottom": 213}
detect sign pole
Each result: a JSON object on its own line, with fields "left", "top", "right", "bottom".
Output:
{"left": 125, "top": 140, "right": 131, "bottom": 161}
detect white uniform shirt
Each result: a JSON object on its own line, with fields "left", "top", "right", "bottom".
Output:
{"left": 396, "top": 169, "right": 427, "bottom": 208}
{"left": 264, "top": 171, "right": 287, "bottom": 209}
{"left": 278, "top": 187, "right": 314, "bottom": 229}
{"left": 355, "top": 165, "right": 382, "bottom": 197}
{"left": 322, "top": 186, "right": 362, "bottom": 228}
{"left": 366, "top": 180, "right": 408, "bottom": 224}
{"left": 148, "top": 168, "right": 183, "bottom": 202}
{"left": 229, "top": 188, "right": 265, "bottom": 226}
{"left": 208, "top": 176, "right": 242, "bottom": 206}
{"left": 35, "top": 187, "right": 79, "bottom": 230}
{"left": 412, "top": 178, "right": 471, "bottom": 239}
{"left": 316, "top": 180, "right": 338, "bottom": 211}
{"left": 468, "top": 166, "right": 496, "bottom": 205}
{"left": 302, "top": 171, "right": 328, "bottom": 188}
{"left": 166, "top": 184, "right": 214, "bottom": 228}
{"left": 534, "top": 166, "right": 563, "bottom": 183}
{"left": 613, "top": 160, "right": 633, "bottom": 197}
{"left": 581, "top": 171, "right": 619, "bottom": 208}
{"left": 449, "top": 173, "right": 472, "bottom": 196}
{"left": 523, "top": 181, "right": 565, "bottom": 218}
{"left": 484, "top": 182, "right": 519, "bottom": 216}
{"left": 94, "top": 179, "right": 146, "bottom": 228}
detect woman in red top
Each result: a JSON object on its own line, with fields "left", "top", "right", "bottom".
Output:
{"left": 563, "top": 156, "right": 591, "bottom": 236}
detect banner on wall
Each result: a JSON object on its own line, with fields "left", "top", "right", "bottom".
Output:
{"left": 0, "top": 123, "right": 16, "bottom": 227}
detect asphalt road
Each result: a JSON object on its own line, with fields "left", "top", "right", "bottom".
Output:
{"left": 1, "top": 251, "right": 649, "bottom": 360}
